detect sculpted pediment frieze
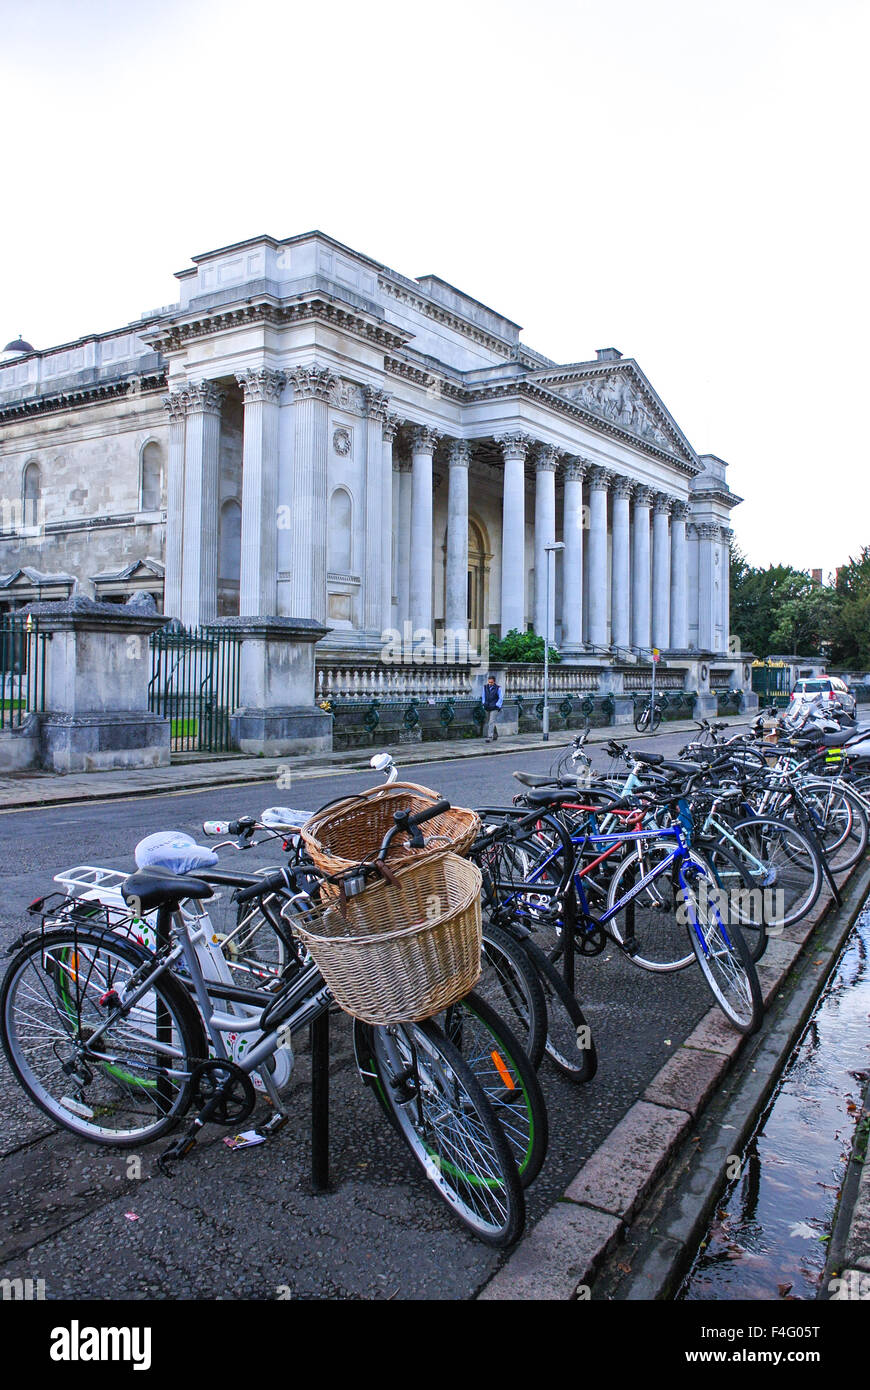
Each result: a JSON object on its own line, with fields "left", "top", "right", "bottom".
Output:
{"left": 546, "top": 369, "right": 689, "bottom": 460}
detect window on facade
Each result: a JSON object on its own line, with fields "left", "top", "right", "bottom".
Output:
{"left": 327, "top": 488, "right": 353, "bottom": 573}
{"left": 140, "top": 442, "right": 163, "bottom": 511}
{"left": 22, "top": 462, "right": 41, "bottom": 527}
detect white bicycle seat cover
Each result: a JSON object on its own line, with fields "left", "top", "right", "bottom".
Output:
{"left": 134, "top": 830, "right": 219, "bottom": 875}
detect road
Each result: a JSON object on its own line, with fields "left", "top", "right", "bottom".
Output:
{"left": 0, "top": 727, "right": 735, "bottom": 1300}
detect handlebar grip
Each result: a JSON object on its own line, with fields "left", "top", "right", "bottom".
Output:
{"left": 234, "top": 867, "right": 294, "bottom": 903}
{"left": 403, "top": 799, "right": 450, "bottom": 827}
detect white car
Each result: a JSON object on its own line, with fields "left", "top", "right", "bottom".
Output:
{"left": 788, "top": 676, "right": 856, "bottom": 718}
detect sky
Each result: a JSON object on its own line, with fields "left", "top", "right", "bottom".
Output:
{"left": 2, "top": 0, "right": 867, "bottom": 576}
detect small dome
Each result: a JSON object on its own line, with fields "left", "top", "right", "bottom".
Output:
{"left": 3, "top": 337, "right": 35, "bottom": 356}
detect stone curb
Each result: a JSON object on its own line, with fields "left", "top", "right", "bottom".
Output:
{"left": 0, "top": 714, "right": 751, "bottom": 811}
{"left": 476, "top": 852, "right": 870, "bottom": 1301}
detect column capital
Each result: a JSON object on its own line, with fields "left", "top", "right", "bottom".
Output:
{"left": 653, "top": 492, "right": 673, "bottom": 515}
{"left": 410, "top": 424, "right": 441, "bottom": 455}
{"left": 393, "top": 454, "right": 413, "bottom": 474}
{"left": 612, "top": 475, "right": 634, "bottom": 499}
{"left": 587, "top": 465, "right": 612, "bottom": 492}
{"left": 534, "top": 442, "right": 559, "bottom": 472}
{"left": 719, "top": 526, "right": 734, "bottom": 544}
{"left": 382, "top": 412, "right": 401, "bottom": 443}
{"left": 182, "top": 380, "right": 224, "bottom": 416}
{"left": 236, "top": 367, "right": 286, "bottom": 404}
{"left": 162, "top": 391, "right": 186, "bottom": 424}
{"left": 363, "top": 385, "right": 392, "bottom": 421}
{"left": 562, "top": 456, "right": 586, "bottom": 482}
{"left": 671, "top": 499, "right": 690, "bottom": 521}
{"left": 447, "top": 439, "right": 473, "bottom": 469}
{"left": 696, "top": 522, "right": 720, "bottom": 540}
{"left": 495, "top": 431, "right": 533, "bottom": 462}
{"left": 288, "top": 364, "right": 337, "bottom": 401}
{"left": 633, "top": 483, "right": 654, "bottom": 507}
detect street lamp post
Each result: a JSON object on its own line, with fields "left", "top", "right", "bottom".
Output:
{"left": 542, "top": 541, "right": 565, "bottom": 741}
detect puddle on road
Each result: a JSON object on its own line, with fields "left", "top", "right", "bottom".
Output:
{"left": 679, "top": 907, "right": 870, "bottom": 1301}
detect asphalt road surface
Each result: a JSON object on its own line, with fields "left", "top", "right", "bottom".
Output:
{"left": 0, "top": 727, "right": 732, "bottom": 1300}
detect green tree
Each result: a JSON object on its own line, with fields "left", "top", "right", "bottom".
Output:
{"left": 830, "top": 547, "right": 870, "bottom": 667}
{"left": 768, "top": 585, "right": 839, "bottom": 656}
{"left": 729, "top": 543, "right": 812, "bottom": 657}
{"left": 489, "top": 629, "right": 561, "bottom": 664}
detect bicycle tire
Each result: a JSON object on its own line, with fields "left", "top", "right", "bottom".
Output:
{"left": 796, "top": 779, "right": 868, "bottom": 872}
{"left": 695, "top": 842, "right": 768, "bottom": 963}
{"left": 727, "top": 815, "right": 823, "bottom": 930}
{"left": 365, "top": 1018, "right": 524, "bottom": 1246}
{"left": 479, "top": 919, "right": 547, "bottom": 1071}
{"left": 634, "top": 706, "right": 650, "bottom": 733}
{"left": 441, "top": 990, "right": 548, "bottom": 1187}
{"left": 523, "top": 935, "right": 598, "bottom": 1083}
{"left": 650, "top": 705, "right": 662, "bottom": 732}
{"left": 1, "top": 926, "right": 202, "bottom": 1146}
{"left": 679, "top": 865, "right": 763, "bottom": 1034}
{"left": 604, "top": 841, "right": 697, "bottom": 971}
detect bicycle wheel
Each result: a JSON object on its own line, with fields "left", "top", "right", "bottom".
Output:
{"left": 479, "top": 919, "right": 547, "bottom": 1071}
{"left": 679, "top": 863, "right": 763, "bottom": 1034}
{"left": 797, "top": 780, "right": 868, "bottom": 872}
{"left": 727, "top": 816, "right": 822, "bottom": 930}
{"left": 441, "top": 991, "right": 548, "bottom": 1187}
{"left": 695, "top": 842, "right": 768, "bottom": 963}
{"left": 523, "top": 936, "right": 598, "bottom": 1083}
{"left": 604, "top": 841, "right": 696, "bottom": 971}
{"left": 634, "top": 705, "right": 650, "bottom": 733}
{"left": 650, "top": 704, "right": 662, "bottom": 732}
{"left": 366, "top": 1018, "right": 524, "bottom": 1246}
{"left": 1, "top": 926, "right": 201, "bottom": 1146}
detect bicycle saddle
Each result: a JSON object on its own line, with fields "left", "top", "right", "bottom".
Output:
{"left": 121, "top": 868, "right": 215, "bottom": 913}
{"left": 633, "top": 750, "right": 664, "bottom": 766}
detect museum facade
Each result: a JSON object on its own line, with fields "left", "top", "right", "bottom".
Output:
{"left": 0, "top": 230, "right": 739, "bottom": 660}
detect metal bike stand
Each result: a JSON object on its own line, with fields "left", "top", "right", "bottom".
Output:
{"left": 310, "top": 1012, "right": 330, "bottom": 1192}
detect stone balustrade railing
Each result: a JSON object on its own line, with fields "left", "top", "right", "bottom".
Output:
{"left": 316, "top": 663, "right": 475, "bottom": 701}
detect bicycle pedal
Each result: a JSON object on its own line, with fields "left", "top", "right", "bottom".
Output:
{"left": 157, "top": 1130, "right": 199, "bottom": 1175}
{"left": 257, "top": 1112, "right": 289, "bottom": 1138}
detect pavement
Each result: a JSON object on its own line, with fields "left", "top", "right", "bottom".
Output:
{"left": 0, "top": 712, "right": 750, "bottom": 811}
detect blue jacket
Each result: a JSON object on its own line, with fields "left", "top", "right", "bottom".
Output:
{"left": 482, "top": 683, "right": 503, "bottom": 710}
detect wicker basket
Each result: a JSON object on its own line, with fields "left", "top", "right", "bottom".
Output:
{"left": 300, "top": 781, "right": 480, "bottom": 876}
{"left": 282, "top": 852, "right": 482, "bottom": 1024}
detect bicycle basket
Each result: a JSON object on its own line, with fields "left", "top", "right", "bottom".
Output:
{"left": 281, "top": 852, "right": 483, "bottom": 1024}
{"left": 300, "top": 782, "right": 480, "bottom": 875}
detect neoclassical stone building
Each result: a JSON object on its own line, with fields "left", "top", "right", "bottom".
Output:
{"left": 0, "top": 231, "right": 739, "bottom": 658}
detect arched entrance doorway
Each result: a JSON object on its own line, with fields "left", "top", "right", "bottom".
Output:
{"left": 467, "top": 517, "right": 490, "bottom": 638}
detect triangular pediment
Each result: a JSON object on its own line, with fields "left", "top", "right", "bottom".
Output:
{"left": 92, "top": 558, "right": 165, "bottom": 583}
{"left": 532, "top": 361, "right": 698, "bottom": 468}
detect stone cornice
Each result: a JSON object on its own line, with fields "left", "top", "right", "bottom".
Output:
{"left": 143, "top": 296, "right": 412, "bottom": 356}
{"left": 236, "top": 367, "right": 286, "bottom": 404}
{"left": 383, "top": 355, "right": 467, "bottom": 403}
{"left": 0, "top": 372, "right": 167, "bottom": 425}
{"left": 690, "top": 485, "right": 742, "bottom": 510}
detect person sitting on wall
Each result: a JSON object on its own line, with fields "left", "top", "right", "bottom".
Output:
{"left": 482, "top": 675, "right": 503, "bottom": 742}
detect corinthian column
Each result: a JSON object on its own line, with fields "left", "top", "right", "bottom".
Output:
{"left": 561, "top": 458, "right": 585, "bottom": 655}
{"left": 362, "top": 387, "right": 392, "bottom": 636}
{"left": 287, "top": 364, "right": 336, "bottom": 623}
{"left": 669, "top": 500, "right": 689, "bottom": 648}
{"left": 610, "top": 476, "right": 632, "bottom": 650}
{"left": 631, "top": 484, "right": 652, "bottom": 650}
{"left": 497, "top": 433, "right": 532, "bottom": 636}
{"left": 394, "top": 449, "right": 412, "bottom": 631}
{"left": 534, "top": 444, "right": 558, "bottom": 642}
{"left": 409, "top": 425, "right": 440, "bottom": 637}
{"left": 651, "top": 493, "right": 672, "bottom": 650}
{"left": 180, "top": 380, "right": 224, "bottom": 627}
{"left": 161, "top": 392, "right": 185, "bottom": 618}
{"left": 445, "top": 439, "right": 472, "bottom": 638}
{"left": 236, "top": 367, "right": 286, "bottom": 617}
{"left": 587, "top": 467, "right": 610, "bottom": 648}
{"left": 383, "top": 414, "right": 400, "bottom": 632}
{"left": 697, "top": 522, "right": 718, "bottom": 650}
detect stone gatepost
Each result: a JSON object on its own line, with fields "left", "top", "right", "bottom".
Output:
{"left": 596, "top": 667, "right": 633, "bottom": 726}
{"left": 210, "top": 617, "right": 333, "bottom": 756}
{"left": 28, "top": 597, "right": 170, "bottom": 772}
{"left": 685, "top": 658, "right": 718, "bottom": 719}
